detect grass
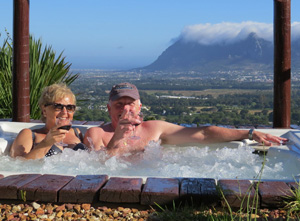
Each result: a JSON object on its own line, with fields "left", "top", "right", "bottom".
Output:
{"left": 151, "top": 201, "right": 233, "bottom": 221}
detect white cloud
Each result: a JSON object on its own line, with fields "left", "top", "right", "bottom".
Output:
{"left": 292, "top": 22, "right": 300, "bottom": 41}
{"left": 180, "top": 21, "right": 300, "bottom": 45}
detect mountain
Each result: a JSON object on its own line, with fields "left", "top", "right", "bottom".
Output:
{"left": 141, "top": 32, "right": 300, "bottom": 73}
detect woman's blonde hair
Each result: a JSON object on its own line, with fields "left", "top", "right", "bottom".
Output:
{"left": 39, "top": 83, "right": 76, "bottom": 122}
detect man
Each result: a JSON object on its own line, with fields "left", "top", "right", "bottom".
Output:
{"left": 84, "top": 82, "right": 287, "bottom": 156}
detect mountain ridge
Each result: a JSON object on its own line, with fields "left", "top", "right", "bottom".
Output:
{"left": 140, "top": 32, "right": 300, "bottom": 73}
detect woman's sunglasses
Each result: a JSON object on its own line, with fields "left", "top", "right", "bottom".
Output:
{"left": 45, "top": 103, "right": 76, "bottom": 113}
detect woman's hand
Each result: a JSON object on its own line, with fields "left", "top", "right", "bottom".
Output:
{"left": 43, "top": 125, "right": 69, "bottom": 146}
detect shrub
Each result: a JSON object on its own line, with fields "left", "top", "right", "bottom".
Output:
{"left": 0, "top": 32, "right": 78, "bottom": 119}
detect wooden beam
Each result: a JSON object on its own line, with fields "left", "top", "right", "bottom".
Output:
{"left": 12, "top": 0, "right": 30, "bottom": 122}
{"left": 273, "top": 0, "right": 291, "bottom": 128}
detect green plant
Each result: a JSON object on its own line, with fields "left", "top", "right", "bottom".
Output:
{"left": 0, "top": 31, "right": 79, "bottom": 119}
{"left": 20, "top": 190, "right": 26, "bottom": 202}
{"left": 152, "top": 201, "right": 232, "bottom": 221}
{"left": 0, "top": 32, "right": 13, "bottom": 117}
{"left": 283, "top": 179, "right": 300, "bottom": 219}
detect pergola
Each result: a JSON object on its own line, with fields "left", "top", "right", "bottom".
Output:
{"left": 12, "top": 0, "right": 292, "bottom": 128}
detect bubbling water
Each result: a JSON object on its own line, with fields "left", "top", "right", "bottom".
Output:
{"left": 0, "top": 141, "right": 299, "bottom": 180}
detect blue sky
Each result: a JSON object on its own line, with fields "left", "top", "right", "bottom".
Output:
{"left": 1, "top": 1, "right": 300, "bottom": 70}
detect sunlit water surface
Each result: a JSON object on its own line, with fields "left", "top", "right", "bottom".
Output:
{"left": 1, "top": 141, "right": 300, "bottom": 180}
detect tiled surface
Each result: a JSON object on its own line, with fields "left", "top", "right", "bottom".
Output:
{"left": 0, "top": 174, "right": 298, "bottom": 208}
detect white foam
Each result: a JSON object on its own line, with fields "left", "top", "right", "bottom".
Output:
{"left": 0, "top": 140, "right": 299, "bottom": 180}
{"left": 0, "top": 121, "right": 299, "bottom": 180}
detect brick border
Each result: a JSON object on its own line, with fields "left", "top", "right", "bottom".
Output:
{"left": 0, "top": 174, "right": 298, "bottom": 208}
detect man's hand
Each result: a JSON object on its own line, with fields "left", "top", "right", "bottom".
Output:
{"left": 107, "top": 108, "right": 142, "bottom": 151}
{"left": 252, "top": 130, "right": 288, "bottom": 146}
{"left": 115, "top": 108, "right": 142, "bottom": 139}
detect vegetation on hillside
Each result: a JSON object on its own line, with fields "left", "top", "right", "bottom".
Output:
{"left": 70, "top": 72, "right": 300, "bottom": 127}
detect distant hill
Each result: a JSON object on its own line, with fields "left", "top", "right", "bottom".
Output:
{"left": 141, "top": 32, "right": 300, "bottom": 73}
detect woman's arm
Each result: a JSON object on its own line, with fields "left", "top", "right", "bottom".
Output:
{"left": 10, "top": 128, "right": 54, "bottom": 159}
{"left": 10, "top": 125, "right": 69, "bottom": 160}
{"left": 10, "top": 128, "right": 34, "bottom": 158}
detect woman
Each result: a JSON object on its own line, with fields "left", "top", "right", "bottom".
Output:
{"left": 10, "top": 83, "right": 86, "bottom": 159}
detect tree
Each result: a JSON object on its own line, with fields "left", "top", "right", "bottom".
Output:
{"left": 0, "top": 33, "right": 79, "bottom": 119}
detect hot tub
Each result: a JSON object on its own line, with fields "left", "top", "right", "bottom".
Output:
{"left": 0, "top": 121, "right": 299, "bottom": 181}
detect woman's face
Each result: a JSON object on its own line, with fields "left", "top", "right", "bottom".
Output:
{"left": 42, "top": 95, "right": 76, "bottom": 127}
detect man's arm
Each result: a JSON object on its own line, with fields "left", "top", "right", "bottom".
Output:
{"left": 155, "top": 121, "right": 287, "bottom": 146}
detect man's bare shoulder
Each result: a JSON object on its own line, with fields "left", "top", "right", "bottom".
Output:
{"left": 87, "top": 126, "right": 103, "bottom": 133}
{"left": 84, "top": 125, "right": 111, "bottom": 150}
{"left": 87, "top": 123, "right": 113, "bottom": 134}
{"left": 143, "top": 120, "right": 178, "bottom": 127}
{"left": 142, "top": 120, "right": 181, "bottom": 132}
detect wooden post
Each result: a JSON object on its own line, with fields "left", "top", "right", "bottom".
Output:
{"left": 12, "top": 0, "right": 30, "bottom": 122}
{"left": 273, "top": 0, "right": 291, "bottom": 128}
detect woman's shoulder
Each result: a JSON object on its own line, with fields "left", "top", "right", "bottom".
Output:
{"left": 18, "top": 128, "right": 33, "bottom": 136}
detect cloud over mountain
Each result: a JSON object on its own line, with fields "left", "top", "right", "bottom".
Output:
{"left": 139, "top": 21, "right": 300, "bottom": 73}
{"left": 179, "top": 21, "right": 300, "bottom": 45}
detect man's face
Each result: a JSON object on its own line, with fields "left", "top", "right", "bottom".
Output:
{"left": 107, "top": 96, "right": 141, "bottom": 127}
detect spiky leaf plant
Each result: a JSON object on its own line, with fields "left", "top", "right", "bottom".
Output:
{"left": 283, "top": 179, "right": 300, "bottom": 219}
{"left": 0, "top": 33, "right": 79, "bottom": 120}
{"left": 0, "top": 35, "right": 13, "bottom": 118}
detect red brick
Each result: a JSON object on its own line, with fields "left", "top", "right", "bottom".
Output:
{"left": 257, "top": 181, "right": 293, "bottom": 208}
{"left": 19, "top": 174, "right": 73, "bottom": 202}
{"left": 141, "top": 177, "right": 179, "bottom": 205}
{"left": 218, "top": 179, "right": 257, "bottom": 208}
{"left": 0, "top": 174, "right": 41, "bottom": 199}
{"left": 100, "top": 177, "right": 142, "bottom": 203}
{"left": 59, "top": 175, "right": 108, "bottom": 203}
